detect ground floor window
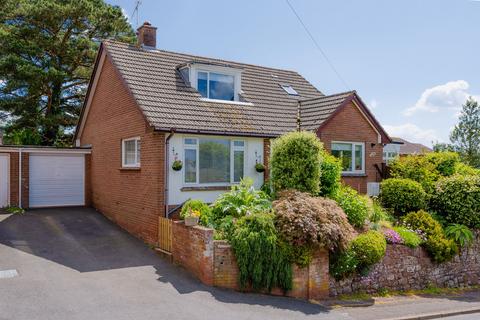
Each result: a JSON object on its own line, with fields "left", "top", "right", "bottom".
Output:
{"left": 331, "top": 142, "right": 365, "bottom": 174}
{"left": 383, "top": 151, "right": 398, "bottom": 164}
{"left": 184, "top": 137, "right": 245, "bottom": 184}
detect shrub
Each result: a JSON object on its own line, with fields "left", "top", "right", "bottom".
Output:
{"left": 329, "top": 249, "right": 358, "bottom": 280}
{"left": 392, "top": 227, "right": 422, "bottom": 248}
{"left": 402, "top": 210, "right": 443, "bottom": 238}
{"left": 211, "top": 178, "right": 271, "bottom": 223}
{"left": 273, "top": 190, "right": 355, "bottom": 252}
{"left": 426, "top": 152, "right": 460, "bottom": 177}
{"left": 333, "top": 185, "right": 369, "bottom": 228}
{"left": 444, "top": 224, "right": 474, "bottom": 247}
{"left": 350, "top": 230, "right": 387, "bottom": 269}
{"left": 229, "top": 212, "right": 292, "bottom": 291}
{"left": 433, "top": 175, "right": 480, "bottom": 227}
{"left": 319, "top": 151, "right": 342, "bottom": 197}
{"left": 368, "top": 198, "right": 391, "bottom": 224}
{"left": 424, "top": 235, "right": 458, "bottom": 263}
{"left": 455, "top": 162, "right": 480, "bottom": 176}
{"left": 389, "top": 156, "right": 438, "bottom": 194}
{"left": 383, "top": 229, "right": 403, "bottom": 245}
{"left": 180, "top": 199, "right": 212, "bottom": 226}
{"left": 380, "top": 178, "right": 426, "bottom": 215}
{"left": 270, "top": 131, "right": 323, "bottom": 195}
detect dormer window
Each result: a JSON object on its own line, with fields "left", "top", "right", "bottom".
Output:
{"left": 197, "top": 71, "right": 235, "bottom": 101}
{"left": 180, "top": 63, "right": 243, "bottom": 103}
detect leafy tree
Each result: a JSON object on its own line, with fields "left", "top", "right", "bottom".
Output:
{"left": 450, "top": 98, "right": 480, "bottom": 168}
{"left": 0, "top": 0, "right": 135, "bottom": 145}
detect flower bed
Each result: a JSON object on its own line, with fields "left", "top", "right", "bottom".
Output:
{"left": 172, "top": 221, "right": 330, "bottom": 300}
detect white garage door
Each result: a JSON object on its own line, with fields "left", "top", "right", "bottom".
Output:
{"left": 0, "top": 154, "right": 9, "bottom": 207}
{"left": 29, "top": 154, "right": 85, "bottom": 208}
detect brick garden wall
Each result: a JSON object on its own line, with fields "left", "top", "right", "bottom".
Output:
{"left": 317, "top": 101, "right": 384, "bottom": 194}
{"left": 172, "top": 221, "right": 330, "bottom": 301}
{"left": 330, "top": 233, "right": 480, "bottom": 296}
{"left": 80, "top": 55, "right": 165, "bottom": 244}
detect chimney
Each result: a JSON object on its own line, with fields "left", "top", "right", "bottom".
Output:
{"left": 137, "top": 21, "right": 157, "bottom": 48}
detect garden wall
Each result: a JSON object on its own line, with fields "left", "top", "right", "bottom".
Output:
{"left": 172, "top": 221, "right": 330, "bottom": 301}
{"left": 330, "top": 233, "right": 480, "bottom": 296}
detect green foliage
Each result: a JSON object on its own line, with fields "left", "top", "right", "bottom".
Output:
{"left": 392, "top": 227, "right": 422, "bottom": 248}
{"left": 450, "top": 98, "right": 480, "bottom": 168}
{"left": 368, "top": 198, "right": 392, "bottom": 224}
{"left": 350, "top": 231, "right": 387, "bottom": 269}
{"left": 333, "top": 185, "right": 369, "bottom": 228}
{"left": 454, "top": 162, "right": 480, "bottom": 176}
{"left": 329, "top": 249, "right": 358, "bottom": 280}
{"left": 212, "top": 178, "right": 271, "bottom": 222}
{"left": 389, "top": 156, "right": 438, "bottom": 194}
{"left": 319, "top": 151, "right": 342, "bottom": 197}
{"left": 180, "top": 199, "right": 212, "bottom": 226}
{"left": 270, "top": 131, "right": 323, "bottom": 195}
{"left": 380, "top": 178, "right": 427, "bottom": 215}
{"left": 403, "top": 210, "right": 458, "bottom": 263}
{"left": 425, "top": 152, "right": 460, "bottom": 177}
{"left": 433, "top": 175, "right": 480, "bottom": 227}
{"left": 273, "top": 190, "right": 355, "bottom": 253}
{"left": 0, "top": 0, "right": 135, "bottom": 145}
{"left": 3, "top": 128, "right": 42, "bottom": 145}
{"left": 229, "top": 212, "right": 292, "bottom": 292}
{"left": 4, "top": 206, "right": 25, "bottom": 214}
{"left": 444, "top": 224, "right": 474, "bottom": 247}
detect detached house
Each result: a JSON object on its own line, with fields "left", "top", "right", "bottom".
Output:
{"left": 74, "top": 22, "right": 391, "bottom": 243}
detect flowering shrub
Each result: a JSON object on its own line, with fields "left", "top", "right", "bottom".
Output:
{"left": 383, "top": 229, "right": 403, "bottom": 245}
{"left": 392, "top": 227, "right": 422, "bottom": 248}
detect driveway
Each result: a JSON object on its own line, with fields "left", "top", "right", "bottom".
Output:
{"left": 0, "top": 207, "right": 347, "bottom": 320}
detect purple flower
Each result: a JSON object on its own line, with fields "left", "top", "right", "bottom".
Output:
{"left": 383, "top": 229, "right": 403, "bottom": 244}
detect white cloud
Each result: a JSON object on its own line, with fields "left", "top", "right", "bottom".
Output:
{"left": 404, "top": 80, "right": 479, "bottom": 116}
{"left": 384, "top": 123, "right": 441, "bottom": 147}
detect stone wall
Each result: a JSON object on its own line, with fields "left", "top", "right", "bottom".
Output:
{"left": 172, "top": 221, "right": 330, "bottom": 301}
{"left": 330, "top": 234, "right": 480, "bottom": 296}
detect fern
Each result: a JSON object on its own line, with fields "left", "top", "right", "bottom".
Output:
{"left": 444, "top": 224, "right": 474, "bottom": 247}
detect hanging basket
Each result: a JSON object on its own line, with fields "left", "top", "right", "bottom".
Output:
{"left": 172, "top": 160, "right": 183, "bottom": 171}
{"left": 255, "top": 163, "right": 265, "bottom": 173}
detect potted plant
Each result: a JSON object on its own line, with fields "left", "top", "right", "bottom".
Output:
{"left": 255, "top": 162, "right": 265, "bottom": 173}
{"left": 172, "top": 159, "right": 183, "bottom": 171}
{"left": 184, "top": 208, "right": 200, "bottom": 226}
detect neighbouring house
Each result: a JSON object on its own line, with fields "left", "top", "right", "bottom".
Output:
{"left": 383, "top": 137, "right": 433, "bottom": 163}
{"left": 74, "top": 22, "right": 391, "bottom": 243}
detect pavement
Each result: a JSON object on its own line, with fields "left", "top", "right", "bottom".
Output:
{"left": 1, "top": 207, "right": 480, "bottom": 320}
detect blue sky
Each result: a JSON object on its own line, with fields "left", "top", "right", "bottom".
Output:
{"left": 108, "top": 0, "right": 480, "bottom": 147}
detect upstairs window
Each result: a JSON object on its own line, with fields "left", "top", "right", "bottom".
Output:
{"left": 197, "top": 71, "right": 235, "bottom": 101}
{"left": 122, "top": 137, "right": 141, "bottom": 168}
{"left": 331, "top": 142, "right": 364, "bottom": 174}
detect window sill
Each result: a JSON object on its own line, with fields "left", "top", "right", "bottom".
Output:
{"left": 119, "top": 167, "right": 141, "bottom": 171}
{"left": 199, "top": 97, "right": 253, "bottom": 106}
{"left": 341, "top": 173, "right": 367, "bottom": 177}
{"left": 181, "top": 186, "right": 231, "bottom": 192}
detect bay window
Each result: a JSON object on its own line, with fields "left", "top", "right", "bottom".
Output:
{"left": 331, "top": 142, "right": 365, "bottom": 174}
{"left": 183, "top": 138, "right": 245, "bottom": 184}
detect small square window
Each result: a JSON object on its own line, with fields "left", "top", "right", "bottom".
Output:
{"left": 122, "top": 137, "right": 141, "bottom": 167}
{"left": 280, "top": 84, "right": 298, "bottom": 96}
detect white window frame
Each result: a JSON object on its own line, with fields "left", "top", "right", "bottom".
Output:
{"left": 190, "top": 64, "right": 242, "bottom": 102}
{"left": 122, "top": 137, "right": 141, "bottom": 168}
{"left": 182, "top": 137, "right": 246, "bottom": 186}
{"left": 331, "top": 141, "right": 365, "bottom": 175}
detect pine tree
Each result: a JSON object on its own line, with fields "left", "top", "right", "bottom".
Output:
{"left": 0, "top": 0, "right": 135, "bottom": 145}
{"left": 450, "top": 98, "right": 480, "bottom": 168}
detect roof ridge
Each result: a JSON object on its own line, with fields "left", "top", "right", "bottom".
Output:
{"left": 299, "top": 90, "right": 355, "bottom": 104}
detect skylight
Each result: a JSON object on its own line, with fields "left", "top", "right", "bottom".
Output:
{"left": 280, "top": 84, "right": 298, "bottom": 96}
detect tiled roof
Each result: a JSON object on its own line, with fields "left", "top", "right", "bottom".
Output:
{"left": 104, "top": 41, "right": 325, "bottom": 137}
{"left": 299, "top": 91, "right": 355, "bottom": 131}
{"left": 392, "top": 137, "right": 433, "bottom": 155}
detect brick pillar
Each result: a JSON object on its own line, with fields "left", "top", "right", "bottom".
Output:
{"left": 8, "top": 152, "right": 19, "bottom": 206}
{"left": 263, "top": 138, "right": 271, "bottom": 181}
{"left": 21, "top": 152, "right": 29, "bottom": 209}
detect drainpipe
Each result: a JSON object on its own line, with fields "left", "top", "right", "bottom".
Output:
{"left": 18, "top": 148, "right": 22, "bottom": 208}
{"left": 164, "top": 130, "right": 175, "bottom": 218}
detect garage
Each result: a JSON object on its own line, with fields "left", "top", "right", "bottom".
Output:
{"left": 29, "top": 153, "right": 85, "bottom": 208}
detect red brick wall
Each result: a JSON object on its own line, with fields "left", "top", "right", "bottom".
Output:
{"left": 21, "top": 152, "right": 29, "bottom": 209}
{"left": 263, "top": 138, "right": 271, "bottom": 181}
{"left": 317, "top": 101, "right": 384, "bottom": 194}
{"left": 173, "top": 221, "right": 330, "bottom": 300}
{"left": 79, "top": 55, "right": 165, "bottom": 244}
{"left": 6, "top": 152, "right": 19, "bottom": 206}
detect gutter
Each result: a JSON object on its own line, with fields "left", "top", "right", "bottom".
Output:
{"left": 164, "top": 130, "right": 175, "bottom": 218}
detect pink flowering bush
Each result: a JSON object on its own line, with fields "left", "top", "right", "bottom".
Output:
{"left": 383, "top": 228, "right": 403, "bottom": 245}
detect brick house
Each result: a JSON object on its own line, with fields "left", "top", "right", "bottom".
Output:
{"left": 74, "top": 22, "right": 391, "bottom": 244}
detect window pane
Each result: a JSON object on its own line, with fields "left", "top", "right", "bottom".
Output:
{"left": 180, "top": 67, "right": 189, "bottom": 83}
{"left": 233, "top": 141, "right": 244, "bottom": 147}
{"left": 199, "top": 139, "right": 230, "bottom": 183}
{"left": 124, "top": 140, "right": 136, "bottom": 165}
{"left": 185, "top": 149, "right": 197, "bottom": 183}
{"left": 332, "top": 143, "right": 353, "bottom": 172}
{"left": 136, "top": 140, "right": 141, "bottom": 165}
{"left": 355, "top": 145, "right": 363, "bottom": 171}
{"left": 185, "top": 138, "right": 197, "bottom": 145}
{"left": 233, "top": 150, "right": 244, "bottom": 182}
{"left": 197, "top": 72, "right": 208, "bottom": 98}
{"left": 209, "top": 73, "right": 234, "bottom": 101}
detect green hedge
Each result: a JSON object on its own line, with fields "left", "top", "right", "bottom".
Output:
{"left": 433, "top": 175, "right": 480, "bottom": 227}
{"left": 319, "top": 151, "right": 342, "bottom": 197}
{"left": 380, "top": 178, "right": 427, "bottom": 215}
{"left": 270, "top": 131, "right": 323, "bottom": 195}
